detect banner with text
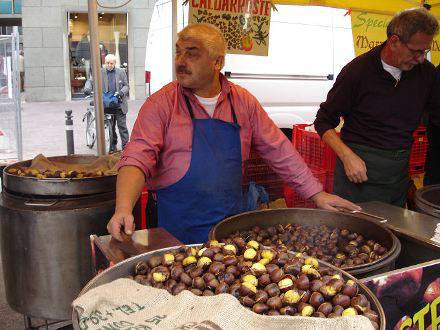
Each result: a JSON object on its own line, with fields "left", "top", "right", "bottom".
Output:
{"left": 351, "top": 11, "right": 389, "bottom": 56}
{"left": 351, "top": 11, "right": 440, "bottom": 66}
{"left": 189, "top": 0, "right": 271, "bottom": 56}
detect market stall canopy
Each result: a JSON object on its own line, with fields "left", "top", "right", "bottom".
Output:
{"left": 272, "top": 0, "right": 440, "bottom": 17}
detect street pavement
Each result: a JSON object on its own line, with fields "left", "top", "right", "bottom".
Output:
{"left": 0, "top": 98, "right": 145, "bottom": 329}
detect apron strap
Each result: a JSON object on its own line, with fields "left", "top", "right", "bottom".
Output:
{"left": 183, "top": 93, "right": 238, "bottom": 124}
{"left": 183, "top": 95, "right": 195, "bottom": 119}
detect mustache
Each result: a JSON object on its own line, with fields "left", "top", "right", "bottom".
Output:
{"left": 176, "top": 66, "right": 191, "bottom": 74}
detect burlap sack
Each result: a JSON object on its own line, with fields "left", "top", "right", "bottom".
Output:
{"left": 29, "top": 153, "right": 120, "bottom": 175}
{"left": 72, "top": 279, "right": 374, "bottom": 330}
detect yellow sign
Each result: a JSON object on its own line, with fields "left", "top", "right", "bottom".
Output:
{"left": 351, "top": 11, "right": 390, "bottom": 56}
{"left": 351, "top": 11, "right": 440, "bottom": 66}
{"left": 188, "top": 0, "right": 271, "bottom": 56}
{"left": 431, "top": 34, "right": 440, "bottom": 66}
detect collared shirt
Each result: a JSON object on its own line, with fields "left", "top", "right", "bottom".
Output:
{"left": 314, "top": 43, "right": 440, "bottom": 150}
{"left": 119, "top": 74, "right": 322, "bottom": 199}
{"left": 107, "top": 69, "right": 117, "bottom": 94}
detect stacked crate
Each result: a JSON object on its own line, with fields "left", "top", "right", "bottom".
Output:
{"left": 284, "top": 124, "right": 337, "bottom": 208}
{"left": 242, "top": 149, "right": 284, "bottom": 202}
{"left": 409, "top": 125, "right": 428, "bottom": 175}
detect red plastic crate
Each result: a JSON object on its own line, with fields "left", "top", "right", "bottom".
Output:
{"left": 409, "top": 126, "right": 428, "bottom": 174}
{"left": 292, "top": 124, "right": 337, "bottom": 172}
{"left": 283, "top": 168, "right": 328, "bottom": 208}
{"left": 242, "top": 149, "right": 284, "bottom": 201}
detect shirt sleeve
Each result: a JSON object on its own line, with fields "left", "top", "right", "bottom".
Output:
{"left": 247, "top": 93, "right": 323, "bottom": 199}
{"left": 426, "top": 66, "right": 440, "bottom": 128}
{"left": 117, "top": 98, "right": 167, "bottom": 178}
{"left": 314, "top": 65, "right": 356, "bottom": 137}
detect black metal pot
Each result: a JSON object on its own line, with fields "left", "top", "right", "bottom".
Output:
{"left": 0, "top": 155, "right": 117, "bottom": 320}
{"left": 415, "top": 184, "right": 440, "bottom": 219}
{"left": 209, "top": 208, "right": 401, "bottom": 278}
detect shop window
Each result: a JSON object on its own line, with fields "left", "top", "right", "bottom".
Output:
{"left": 68, "top": 12, "right": 128, "bottom": 99}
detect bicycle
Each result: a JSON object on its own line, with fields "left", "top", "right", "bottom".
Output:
{"left": 83, "top": 94, "right": 115, "bottom": 152}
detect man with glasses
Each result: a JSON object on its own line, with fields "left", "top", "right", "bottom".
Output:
{"left": 314, "top": 8, "right": 440, "bottom": 207}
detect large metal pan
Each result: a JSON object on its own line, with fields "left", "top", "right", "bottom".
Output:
{"left": 76, "top": 244, "right": 386, "bottom": 330}
{"left": 2, "top": 155, "right": 116, "bottom": 196}
{"left": 415, "top": 184, "right": 440, "bottom": 218}
{"left": 209, "top": 208, "right": 401, "bottom": 278}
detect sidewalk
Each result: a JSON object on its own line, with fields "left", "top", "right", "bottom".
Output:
{"left": 0, "top": 99, "right": 146, "bottom": 328}
{"left": 21, "top": 99, "right": 145, "bottom": 160}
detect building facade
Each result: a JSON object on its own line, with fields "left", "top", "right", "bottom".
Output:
{"left": 22, "top": 0, "right": 154, "bottom": 101}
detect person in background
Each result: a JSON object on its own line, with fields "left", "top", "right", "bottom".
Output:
{"left": 314, "top": 8, "right": 440, "bottom": 207}
{"left": 84, "top": 54, "right": 129, "bottom": 152}
{"left": 106, "top": 23, "right": 359, "bottom": 244}
{"left": 424, "top": 65, "right": 440, "bottom": 186}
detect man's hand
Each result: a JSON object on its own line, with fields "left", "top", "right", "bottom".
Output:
{"left": 311, "top": 191, "right": 361, "bottom": 212}
{"left": 107, "top": 209, "right": 135, "bottom": 242}
{"left": 113, "top": 91, "right": 122, "bottom": 101}
{"left": 341, "top": 151, "right": 368, "bottom": 183}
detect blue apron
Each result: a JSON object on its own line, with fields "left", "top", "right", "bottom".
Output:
{"left": 155, "top": 94, "right": 243, "bottom": 244}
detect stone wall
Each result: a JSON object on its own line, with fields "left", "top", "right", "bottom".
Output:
{"left": 22, "top": 0, "right": 154, "bottom": 101}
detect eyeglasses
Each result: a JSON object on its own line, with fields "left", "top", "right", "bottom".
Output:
{"left": 396, "top": 36, "right": 431, "bottom": 57}
{"left": 402, "top": 43, "right": 431, "bottom": 57}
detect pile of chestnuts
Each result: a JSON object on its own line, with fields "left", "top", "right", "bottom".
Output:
{"left": 220, "top": 224, "right": 388, "bottom": 269}
{"left": 130, "top": 240, "right": 380, "bottom": 329}
{"left": 6, "top": 167, "right": 106, "bottom": 179}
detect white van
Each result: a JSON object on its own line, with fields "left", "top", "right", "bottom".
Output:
{"left": 145, "top": 3, "right": 355, "bottom": 138}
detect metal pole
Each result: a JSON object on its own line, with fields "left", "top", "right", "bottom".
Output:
{"left": 12, "top": 26, "right": 22, "bottom": 160}
{"left": 65, "top": 109, "right": 74, "bottom": 155}
{"left": 88, "top": 0, "right": 106, "bottom": 156}
{"left": 172, "top": 0, "right": 177, "bottom": 81}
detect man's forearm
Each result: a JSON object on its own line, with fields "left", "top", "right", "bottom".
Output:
{"left": 322, "top": 129, "right": 354, "bottom": 160}
{"left": 115, "top": 166, "right": 146, "bottom": 213}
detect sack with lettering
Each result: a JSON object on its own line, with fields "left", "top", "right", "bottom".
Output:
{"left": 72, "top": 278, "right": 374, "bottom": 330}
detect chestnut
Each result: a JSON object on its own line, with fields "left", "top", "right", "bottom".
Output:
{"left": 351, "top": 294, "right": 370, "bottom": 312}
{"left": 172, "top": 282, "right": 186, "bottom": 295}
{"left": 206, "top": 278, "right": 220, "bottom": 290}
{"left": 135, "top": 261, "right": 149, "bottom": 275}
{"left": 310, "top": 279, "right": 324, "bottom": 292}
{"left": 180, "top": 272, "right": 192, "bottom": 286}
{"left": 298, "top": 302, "right": 314, "bottom": 316}
{"left": 270, "top": 268, "right": 285, "bottom": 283}
{"left": 333, "top": 305, "right": 344, "bottom": 315}
{"left": 240, "top": 282, "right": 257, "bottom": 297}
{"left": 209, "top": 261, "right": 225, "bottom": 275}
{"left": 265, "top": 283, "right": 281, "bottom": 297}
{"left": 258, "top": 273, "right": 271, "bottom": 287}
{"left": 215, "top": 282, "right": 229, "bottom": 294}
{"left": 253, "top": 303, "right": 269, "bottom": 314}
{"left": 240, "top": 296, "right": 256, "bottom": 307}
{"left": 317, "top": 302, "right": 333, "bottom": 316}
{"left": 342, "top": 307, "right": 358, "bottom": 316}
{"left": 190, "top": 288, "right": 203, "bottom": 296}
{"left": 265, "top": 263, "right": 280, "bottom": 274}
{"left": 193, "top": 277, "right": 206, "bottom": 290}
{"left": 280, "top": 306, "right": 297, "bottom": 315}
{"left": 255, "top": 290, "right": 269, "bottom": 303}
{"left": 203, "top": 289, "right": 215, "bottom": 296}
{"left": 282, "top": 289, "right": 301, "bottom": 305}
{"left": 342, "top": 280, "right": 358, "bottom": 297}
{"left": 332, "top": 294, "right": 351, "bottom": 308}
{"left": 267, "top": 296, "right": 283, "bottom": 310}
{"left": 188, "top": 266, "right": 203, "bottom": 279}
{"left": 267, "top": 310, "right": 281, "bottom": 316}
{"left": 309, "top": 292, "right": 324, "bottom": 307}
{"left": 295, "top": 274, "right": 310, "bottom": 290}
{"left": 313, "top": 312, "right": 326, "bottom": 318}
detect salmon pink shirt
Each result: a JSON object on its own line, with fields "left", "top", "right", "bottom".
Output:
{"left": 119, "top": 75, "right": 322, "bottom": 199}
